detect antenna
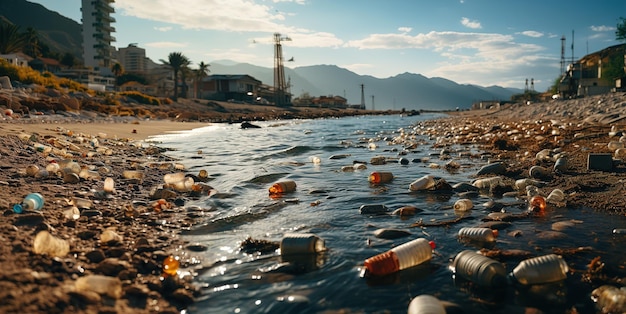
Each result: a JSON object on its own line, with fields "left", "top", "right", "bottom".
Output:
{"left": 274, "top": 33, "right": 291, "bottom": 106}
{"left": 560, "top": 35, "right": 566, "bottom": 74}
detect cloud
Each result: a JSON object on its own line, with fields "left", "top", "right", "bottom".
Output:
{"left": 460, "top": 17, "right": 481, "bottom": 29}
{"left": 144, "top": 41, "right": 188, "bottom": 48}
{"left": 518, "top": 30, "right": 543, "bottom": 38}
{"left": 154, "top": 26, "right": 172, "bottom": 32}
{"left": 590, "top": 25, "right": 615, "bottom": 32}
{"left": 398, "top": 27, "right": 412, "bottom": 33}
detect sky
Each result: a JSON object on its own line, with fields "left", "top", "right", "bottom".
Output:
{"left": 29, "top": 0, "right": 625, "bottom": 93}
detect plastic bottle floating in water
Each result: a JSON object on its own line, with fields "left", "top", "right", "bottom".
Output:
{"left": 457, "top": 227, "right": 498, "bottom": 242}
{"left": 269, "top": 180, "right": 297, "bottom": 195}
{"left": 163, "top": 255, "right": 180, "bottom": 276}
{"left": 368, "top": 171, "right": 393, "bottom": 184}
{"left": 362, "top": 238, "right": 435, "bottom": 277}
{"left": 449, "top": 250, "right": 507, "bottom": 287}
{"left": 13, "top": 193, "right": 45, "bottom": 213}
{"left": 510, "top": 254, "right": 568, "bottom": 285}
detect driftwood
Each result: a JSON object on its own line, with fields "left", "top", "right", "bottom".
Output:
{"left": 410, "top": 215, "right": 474, "bottom": 228}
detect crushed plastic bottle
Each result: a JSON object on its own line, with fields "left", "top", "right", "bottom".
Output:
{"left": 269, "top": 180, "right": 297, "bottom": 195}
{"left": 407, "top": 295, "right": 446, "bottom": 314}
{"left": 591, "top": 285, "right": 626, "bottom": 314}
{"left": 162, "top": 255, "right": 180, "bottom": 276}
{"left": 449, "top": 250, "right": 507, "bottom": 287}
{"left": 368, "top": 171, "right": 393, "bottom": 184}
{"left": 453, "top": 199, "right": 473, "bottom": 211}
{"left": 13, "top": 192, "right": 44, "bottom": 213}
{"left": 457, "top": 227, "right": 498, "bottom": 242}
{"left": 472, "top": 176, "right": 502, "bottom": 189}
{"left": 362, "top": 238, "right": 435, "bottom": 277}
{"left": 510, "top": 254, "right": 568, "bottom": 285}
{"left": 33, "top": 230, "right": 70, "bottom": 257}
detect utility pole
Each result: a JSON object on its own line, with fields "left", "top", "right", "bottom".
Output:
{"left": 360, "top": 84, "right": 365, "bottom": 109}
{"left": 274, "top": 33, "right": 291, "bottom": 107}
{"left": 371, "top": 95, "right": 375, "bottom": 111}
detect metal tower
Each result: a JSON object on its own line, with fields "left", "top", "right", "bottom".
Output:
{"left": 274, "top": 33, "right": 291, "bottom": 106}
{"left": 560, "top": 35, "right": 566, "bottom": 75}
{"left": 360, "top": 84, "right": 365, "bottom": 108}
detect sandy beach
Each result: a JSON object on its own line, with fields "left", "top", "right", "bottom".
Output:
{"left": 1, "top": 91, "right": 626, "bottom": 313}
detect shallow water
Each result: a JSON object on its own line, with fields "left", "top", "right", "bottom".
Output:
{"left": 150, "top": 114, "right": 626, "bottom": 314}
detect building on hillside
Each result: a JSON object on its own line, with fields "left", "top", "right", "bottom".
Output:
{"left": 472, "top": 100, "right": 501, "bottom": 110}
{"left": 311, "top": 95, "right": 348, "bottom": 108}
{"left": 29, "top": 57, "right": 62, "bottom": 73}
{"left": 200, "top": 74, "right": 262, "bottom": 102}
{"left": 559, "top": 43, "right": 626, "bottom": 97}
{"left": 116, "top": 43, "right": 147, "bottom": 73}
{"left": 56, "top": 68, "right": 116, "bottom": 92}
{"left": 81, "top": 0, "right": 116, "bottom": 71}
{"left": 0, "top": 53, "right": 32, "bottom": 67}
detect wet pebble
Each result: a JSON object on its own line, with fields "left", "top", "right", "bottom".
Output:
{"left": 186, "top": 243, "right": 208, "bottom": 252}
{"left": 391, "top": 206, "right": 422, "bottom": 216}
{"left": 551, "top": 220, "right": 576, "bottom": 231}
{"left": 359, "top": 204, "right": 389, "bottom": 215}
{"left": 535, "top": 230, "right": 567, "bottom": 239}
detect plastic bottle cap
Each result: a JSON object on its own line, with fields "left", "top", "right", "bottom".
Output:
{"left": 13, "top": 204, "right": 24, "bottom": 214}
{"left": 428, "top": 241, "right": 436, "bottom": 250}
{"left": 492, "top": 229, "right": 499, "bottom": 238}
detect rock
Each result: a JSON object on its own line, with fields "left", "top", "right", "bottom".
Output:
{"left": 373, "top": 228, "right": 411, "bottom": 239}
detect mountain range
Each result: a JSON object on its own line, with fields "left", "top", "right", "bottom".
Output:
{"left": 2, "top": 0, "right": 523, "bottom": 110}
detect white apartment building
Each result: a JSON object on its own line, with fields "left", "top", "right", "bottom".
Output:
{"left": 81, "top": 0, "right": 116, "bottom": 70}
{"left": 117, "top": 43, "right": 147, "bottom": 73}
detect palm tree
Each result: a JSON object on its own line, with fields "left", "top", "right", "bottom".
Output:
{"left": 160, "top": 52, "right": 190, "bottom": 100}
{"left": 0, "top": 23, "right": 27, "bottom": 54}
{"left": 194, "top": 61, "right": 210, "bottom": 98}
{"left": 23, "top": 27, "right": 40, "bottom": 57}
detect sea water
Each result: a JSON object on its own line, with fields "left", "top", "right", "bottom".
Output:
{"left": 150, "top": 114, "right": 626, "bottom": 314}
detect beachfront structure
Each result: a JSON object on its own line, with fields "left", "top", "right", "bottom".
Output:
{"left": 116, "top": 43, "right": 147, "bottom": 74}
{"left": 0, "top": 53, "right": 32, "bottom": 67}
{"left": 81, "top": 0, "right": 116, "bottom": 70}
{"left": 200, "top": 74, "right": 262, "bottom": 103}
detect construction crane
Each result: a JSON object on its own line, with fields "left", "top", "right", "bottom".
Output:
{"left": 274, "top": 33, "right": 291, "bottom": 106}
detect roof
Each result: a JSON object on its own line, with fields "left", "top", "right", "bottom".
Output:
{"left": 203, "top": 74, "right": 261, "bottom": 83}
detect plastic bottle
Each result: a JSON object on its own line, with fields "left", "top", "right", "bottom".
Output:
{"left": 457, "top": 227, "right": 498, "bottom": 242}
{"left": 528, "top": 195, "right": 547, "bottom": 213}
{"left": 591, "top": 285, "right": 626, "bottom": 314}
{"left": 510, "top": 254, "right": 569, "bottom": 285}
{"left": 13, "top": 193, "right": 44, "bottom": 213}
{"left": 453, "top": 199, "right": 474, "bottom": 211}
{"left": 407, "top": 295, "right": 446, "bottom": 314}
{"left": 280, "top": 233, "right": 325, "bottom": 256}
{"left": 409, "top": 175, "right": 436, "bottom": 191}
{"left": 368, "top": 171, "right": 393, "bottom": 184}
{"left": 33, "top": 230, "right": 70, "bottom": 257}
{"left": 608, "top": 141, "right": 624, "bottom": 150}
{"left": 163, "top": 172, "right": 186, "bottom": 184}
{"left": 514, "top": 178, "right": 543, "bottom": 191}
{"left": 472, "top": 176, "right": 502, "bottom": 189}
{"left": 162, "top": 255, "right": 180, "bottom": 276}
{"left": 449, "top": 250, "right": 507, "bottom": 287}
{"left": 75, "top": 275, "right": 123, "bottom": 299}
{"left": 103, "top": 177, "right": 115, "bottom": 193}
{"left": 269, "top": 180, "right": 297, "bottom": 195}
{"left": 363, "top": 238, "right": 435, "bottom": 277}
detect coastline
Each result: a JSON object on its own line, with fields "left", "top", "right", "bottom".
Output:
{"left": 1, "top": 92, "right": 626, "bottom": 313}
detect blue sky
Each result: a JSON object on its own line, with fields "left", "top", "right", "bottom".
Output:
{"left": 30, "top": 0, "right": 625, "bottom": 92}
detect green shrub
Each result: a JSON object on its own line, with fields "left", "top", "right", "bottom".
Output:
{"left": 120, "top": 91, "right": 161, "bottom": 106}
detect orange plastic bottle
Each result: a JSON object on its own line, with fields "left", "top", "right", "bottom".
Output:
{"left": 368, "top": 171, "right": 394, "bottom": 184}
{"left": 269, "top": 180, "right": 297, "bottom": 195}
{"left": 528, "top": 195, "right": 547, "bottom": 214}
{"left": 163, "top": 255, "right": 180, "bottom": 276}
{"left": 363, "top": 238, "right": 435, "bottom": 276}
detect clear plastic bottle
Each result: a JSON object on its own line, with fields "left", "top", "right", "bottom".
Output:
{"left": 457, "top": 227, "right": 498, "bottom": 242}
{"left": 449, "top": 250, "right": 507, "bottom": 287}
{"left": 510, "top": 254, "right": 569, "bottom": 285}
{"left": 407, "top": 295, "right": 446, "bottom": 314}
{"left": 453, "top": 199, "right": 474, "bottom": 211}
{"left": 409, "top": 175, "right": 436, "bottom": 191}
{"left": 546, "top": 189, "right": 565, "bottom": 204}
{"left": 75, "top": 275, "right": 123, "bottom": 299}
{"left": 33, "top": 230, "right": 70, "bottom": 257}
{"left": 280, "top": 233, "right": 325, "bottom": 256}
{"left": 472, "top": 176, "right": 502, "bottom": 189}
{"left": 368, "top": 171, "right": 393, "bottom": 184}
{"left": 591, "top": 285, "right": 626, "bottom": 314}
{"left": 13, "top": 192, "right": 45, "bottom": 213}
{"left": 363, "top": 238, "right": 435, "bottom": 276}
{"left": 269, "top": 180, "right": 297, "bottom": 195}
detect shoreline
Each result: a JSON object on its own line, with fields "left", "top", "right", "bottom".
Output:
{"left": 1, "top": 92, "right": 626, "bottom": 313}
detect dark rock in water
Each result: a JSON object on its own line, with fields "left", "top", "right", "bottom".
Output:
{"left": 483, "top": 200, "right": 505, "bottom": 212}
{"left": 241, "top": 121, "right": 261, "bottom": 129}
{"left": 392, "top": 206, "right": 422, "bottom": 216}
{"left": 359, "top": 204, "right": 389, "bottom": 215}
{"left": 452, "top": 182, "right": 479, "bottom": 193}
{"left": 476, "top": 162, "right": 507, "bottom": 176}
{"left": 478, "top": 221, "right": 512, "bottom": 230}
{"left": 373, "top": 228, "right": 411, "bottom": 239}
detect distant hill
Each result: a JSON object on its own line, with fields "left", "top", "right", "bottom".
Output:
{"left": 5, "top": 0, "right": 522, "bottom": 110}
{"left": 0, "top": 0, "right": 82, "bottom": 58}
{"left": 210, "top": 62, "right": 523, "bottom": 110}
